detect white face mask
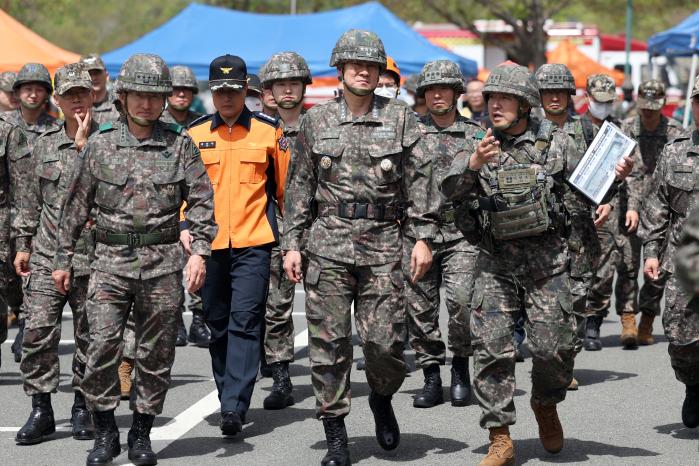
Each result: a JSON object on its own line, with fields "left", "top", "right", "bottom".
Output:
{"left": 374, "top": 86, "right": 398, "bottom": 99}
{"left": 588, "top": 99, "right": 613, "bottom": 120}
{"left": 245, "top": 96, "right": 262, "bottom": 112}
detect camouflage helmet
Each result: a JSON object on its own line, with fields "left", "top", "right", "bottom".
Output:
{"left": 79, "top": 53, "right": 106, "bottom": 72}
{"left": 260, "top": 52, "right": 312, "bottom": 87}
{"left": 330, "top": 29, "right": 386, "bottom": 70}
{"left": 586, "top": 74, "right": 616, "bottom": 103}
{"left": 170, "top": 65, "right": 198, "bottom": 93}
{"left": 115, "top": 53, "right": 172, "bottom": 95}
{"left": 692, "top": 74, "right": 699, "bottom": 99}
{"left": 403, "top": 74, "right": 419, "bottom": 94}
{"left": 416, "top": 60, "right": 465, "bottom": 97}
{"left": 483, "top": 63, "right": 540, "bottom": 107}
{"left": 535, "top": 64, "right": 575, "bottom": 95}
{"left": 0, "top": 71, "right": 16, "bottom": 92}
{"left": 13, "top": 63, "right": 52, "bottom": 93}
{"left": 53, "top": 63, "right": 93, "bottom": 96}
{"left": 637, "top": 79, "right": 666, "bottom": 110}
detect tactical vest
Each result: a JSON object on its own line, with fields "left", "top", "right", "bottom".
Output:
{"left": 479, "top": 120, "right": 564, "bottom": 241}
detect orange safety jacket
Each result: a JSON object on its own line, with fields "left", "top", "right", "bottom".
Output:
{"left": 185, "top": 108, "right": 289, "bottom": 250}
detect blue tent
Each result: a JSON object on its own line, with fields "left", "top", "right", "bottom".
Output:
{"left": 648, "top": 10, "right": 699, "bottom": 56}
{"left": 102, "top": 2, "right": 477, "bottom": 80}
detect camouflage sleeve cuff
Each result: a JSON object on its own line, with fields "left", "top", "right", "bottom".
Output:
{"left": 643, "top": 242, "right": 660, "bottom": 261}
{"left": 412, "top": 223, "right": 438, "bottom": 241}
{"left": 191, "top": 239, "right": 211, "bottom": 258}
{"left": 281, "top": 235, "right": 301, "bottom": 252}
{"left": 627, "top": 199, "right": 641, "bottom": 212}
{"left": 14, "top": 236, "right": 32, "bottom": 253}
{"left": 53, "top": 253, "right": 72, "bottom": 272}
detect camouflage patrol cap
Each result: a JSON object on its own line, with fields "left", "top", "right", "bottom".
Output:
{"left": 535, "top": 64, "right": 575, "bottom": 94}
{"left": 330, "top": 29, "right": 386, "bottom": 70}
{"left": 54, "top": 63, "right": 93, "bottom": 96}
{"left": 483, "top": 63, "right": 540, "bottom": 107}
{"left": 79, "top": 53, "right": 106, "bottom": 71}
{"left": 692, "top": 74, "right": 699, "bottom": 99}
{"left": 637, "top": 79, "right": 666, "bottom": 110}
{"left": 0, "top": 71, "right": 16, "bottom": 92}
{"left": 115, "top": 53, "right": 172, "bottom": 94}
{"left": 13, "top": 63, "right": 52, "bottom": 93}
{"left": 416, "top": 60, "right": 465, "bottom": 97}
{"left": 170, "top": 65, "right": 198, "bottom": 93}
{"left": 586, "top": 74, "right": 616, "bottom": 103}
{"left": 260, "top": 52, "right": 312, "bottom": 87}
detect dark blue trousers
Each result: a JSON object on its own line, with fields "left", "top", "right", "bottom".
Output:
{"left": 202, "top": 245, "right": 272, "bottom": 416}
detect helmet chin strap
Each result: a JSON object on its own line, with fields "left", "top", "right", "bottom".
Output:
{"left": 123, "top": 94, "right": 164, "bottom": 127}
{"left": 345, "top": 84, "right": 374, "bottom": 97}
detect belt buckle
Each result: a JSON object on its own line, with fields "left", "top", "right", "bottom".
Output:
{"left": 354, "top": 203, "right": 368, "bottom": 219}
{"left": 127, "top": 232, "right": 140, "bottom": 247}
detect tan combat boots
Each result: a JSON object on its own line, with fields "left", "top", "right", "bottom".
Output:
{"left": 479, "top": 426, "right": 515, "bottom": 466}
{"left": 619, "top": 312, "right": 638, "bottom": 348}
{"left": 637, "top": 313, "right": 655, "bottom": 345}
{"left": 531, "top": 399, "right": 564, "bottom": 454}
{"left": 118, "top": 358, "right": 134, "bottom": 400}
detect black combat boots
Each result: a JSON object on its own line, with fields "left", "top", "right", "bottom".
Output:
{"left": 71, "top": 391, "right": 95, "bottom": 440}
{"left": 128, "top": 412, "right": 157, "bottom": 465}
{"left": 15, "top": 393, "right": 55, "bottom": 445}
{"left": 321, "top": 417, "right": 351, "bottom": 466}
{"left": 175, "top": 312, "right": 187, "bottom": 347}
{"left": 583, "top": 316, "right": 602, "bottom": 351}
{"left": 368, "top": 391, "right": 400, "bottom": 450}
{"left": 86, "top": 409, "right": 121, "bottom": 465}
{"left": 450, "top": 357, "right": 472, "bottom": 406}
{"left": 682, "top": 383, "right": 699, "bottom": 429}
{"left": 263, "top": 362, "right": 295, "bottom": 410}
{"left": 188, "top": 310, "right": 211, "bottom": 347}
{"left": 413, "top": 364, "right": 443, "bottom": 408}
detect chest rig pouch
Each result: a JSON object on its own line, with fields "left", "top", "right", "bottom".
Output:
{"left": 488, "top": 164, "right": 552, "bottom": 240}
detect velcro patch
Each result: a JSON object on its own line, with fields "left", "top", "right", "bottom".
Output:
{"left": 278, "top": 136, "right": 289, "bottom": 151}
{"left": 199, "top": 141, "right": 216, "bottom": 149}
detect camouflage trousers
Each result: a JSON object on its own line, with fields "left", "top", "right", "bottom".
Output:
{"left": 82, "top": 269, "right": 182, "bottom": 415}
{"left": 639, "top": 268, "right": 667, "bottom": 317}
{"left": 663, "top": 275, "right": 699, "bottom": 386}
{"left": 20, "top": 266, "right": 89, "bottom": 395}
{"left": 402, "top": 236, "right": 475, "bottom": 367}
{"left": 570, "top": 275, "right": 591, "bottom": 353}
{"left": 305, "top": 254, "right": 406, "bottom": 418}
{"left": 470, "top": 264, "right": 577, "bottom": 429}
{"left": 0, "top": 256, "right": 24, "bottom": 321}
{"left": 264, "top": 243, "right": 296, "bottom": 364}
{"left": 587, "top": 230, "right": 640, "bottom": 316}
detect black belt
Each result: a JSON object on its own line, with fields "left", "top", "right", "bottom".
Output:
{"left": 317, "top": 203, "right": 403, "bottom": 221}
{"left": 95, "top": 226, "right": 179, "bottom": 247}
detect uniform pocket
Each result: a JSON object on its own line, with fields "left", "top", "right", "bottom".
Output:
{"left": 313, "top": 138, "right": 343, "bottom": 180}
{"left": 667, "top": 167, "right": 694, "bottom": 215}
{"left": 239, "top": 146, "right": 268, "bottom": 184}
{"left": 200, "top": 150, "right": 221, "bottom": 185}
{"left": 369, "top": 145, "right": 402, "bottom": 185}
{"left": 37, "top": 161, "right": 63, "bottom": 207}
{"left": 94, "top": 163, "right": 128, "bottom": 210}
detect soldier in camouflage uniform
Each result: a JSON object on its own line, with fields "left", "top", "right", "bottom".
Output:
{"left": 406, "top": 60, "right": 480, "bottom": 410}
{"left": 536, "top": 64, "right": 609, "bottom": 389}
{"left": 259, "top": 51, "right": 312, "bottom": 410}
{"left": 80, "top": 54, "right": 120, "bottom": 125}
{"left": 0, "top": 98, "right": 30, "bottom": 368}
{"left": 441, "top": 63, "right": 632, "bottom": 466}
{"left": 622, "top": 80, "right": 688, "bottom": 346}
{"left": 4, "top": 63, "right": 61, "bottom": 363}
{"left": 582, "top": 74, "right": 642, "bottom": 350}
{"left": 12, "top": 63, "right": 97, "bottom": 445}
{"left": 282, "top": 30, "right": 438, "bottom": 466}
{"left": 0, "top": 70, "right": 19, "bottom": 112}
{"left": 51, "top": 53, "right": 216, "bottom": 466}
{"left": 639, "top": 76, "right": 699, "bottom": 429}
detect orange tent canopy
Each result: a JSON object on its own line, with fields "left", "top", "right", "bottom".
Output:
{"left": 0, "top": 9, "right": 79, "bottom": 75}
{"left": 547, "top": 39, "right": 624, "bottom": 88}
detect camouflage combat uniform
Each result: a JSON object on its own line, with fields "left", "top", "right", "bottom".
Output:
{"left": 640, "top": 128, "right": 699, "bottom": 386}
{"left": 54, "top": 55, "right": 216, "bottom": 417}
{"left": 80, "top": 53, "right": 121, "bottom": 126}
{"left": 441, "top": 64, "right": 597, "bottom": 430}
{"left": 3, "top": 109, "right": 60, "bottom": 149}
{"left": 160, "top": 108, "right": 203, "bottom": 127}
{"left": 283, "top": 93, "right": 437, "bottom": 418}
{"left": 14, "top": 111, "right": 98, "bottom": 394}
{"left": 406, "top": 112, "right": 480, "bottom": 367}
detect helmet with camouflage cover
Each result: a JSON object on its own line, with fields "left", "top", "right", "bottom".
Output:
{"left": 330, "top": 29, "right": 386, "bottom": 71}
{"left": 586, "top": 74, "right": 616, "bottom": 103}
{"left": 170, "top": 65, "right": 198, "bottom": 93}
{"left": 692, "top": 74, "right": 699, "bottom": 99}
{"left": 79, "top": 53, "right": 106, "bottom": 72}
{"left": 535, "top": 64, "right": 575, "bottom": 95}
{"left": 115, "top": 53, "right": 172, "bottom": 95}
{"left": 416, "top": 60, "right": 465, "bottom": 97}
{"left": 53, "top": 63, "right": 93, "bottom": 95}
{"left": 260, "top": 52, "right": 312, "bottom": 87}
{"left": 13, "top": 63, "right": 52, "bottom": 93}
{"left": 0, "top": 71, "right": 16, "bottom": 92}
{"left": 403, "top": 74, "right": 419, "bottom": 94}
{"left": 637, "top": 79, "right": 666, "bottom": 110}
{"left": 483, "top": 63, "right": 540, "bottom": 107}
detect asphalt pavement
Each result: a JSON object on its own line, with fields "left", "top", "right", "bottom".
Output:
{"left": 1, "top": 287, "right": 697, "bottom": 465}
